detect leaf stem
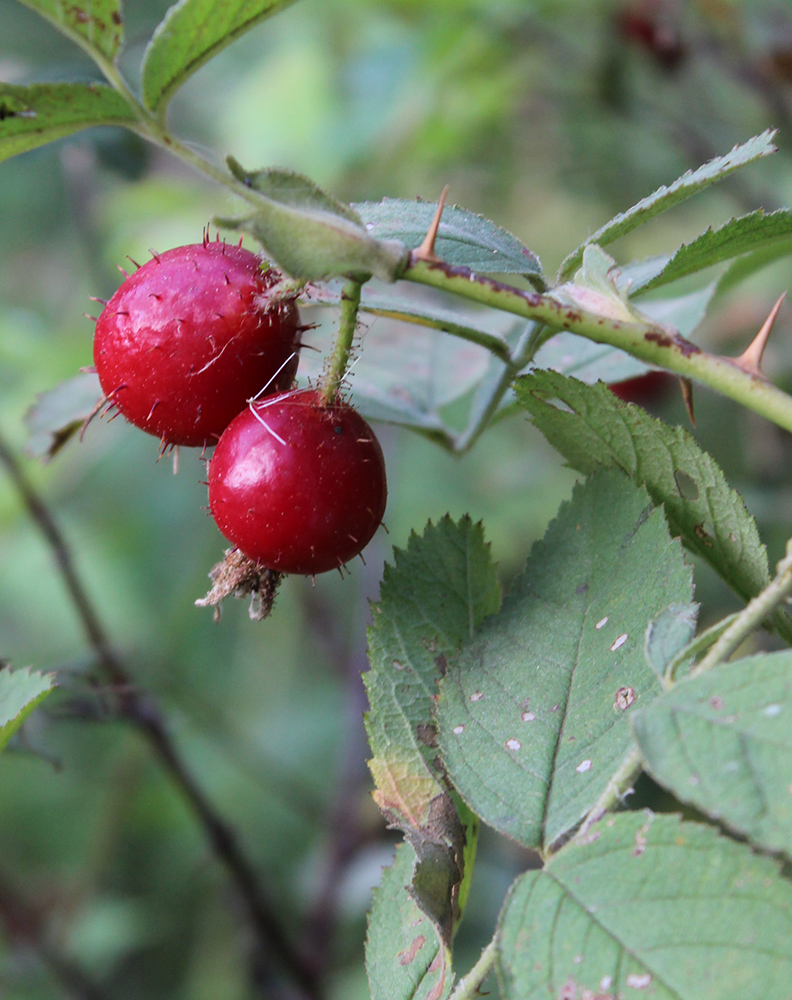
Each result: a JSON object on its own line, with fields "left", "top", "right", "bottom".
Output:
{"left": 447, "top": 938, "right": 498, "bottom": 1000}
{"left": 403, "top": 256, "right": 792, "bottom": 436}
{"left": 454, "top": 323, "right": 548, "bottom": 452}
{"left": 570, "top": 745, "right": 644, "bottom": 847}
{"left": 663, "top": 611, "right": 741, "bottom": 683}
{"left": 321, "top": 278, "right": 362, "bottom": 406}
{"left": 692, "top": 539, "right": 792, "bottom": 675}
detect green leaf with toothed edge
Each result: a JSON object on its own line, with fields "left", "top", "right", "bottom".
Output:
{"left": 435, "top": 469, "right": 692, "bottom": 850}
{"left": 366, "top": 842, "right": 452, "bottom": 1000}
{"left": 633, "top": 651, "right": 792, "bottom": 860}
{"left": 497, "top": 811, "right": 792, "bottom": 1000}
{"left": 0, "top": 84, "right": 136, "bottom": 164}
{"left": 0, "top": 667, "right": 56, "bottom": 753}
{"left": 515, "top": 370, "right": 792, "bottom": 642}
{"left": 353, "top": 198, "right": 545, "bottom": 287}
{"left": 12, "top": 0, "right": 123, "bottom": 62}
{"left": 557, "top": 130, "right": 778, "bottom": 282}
{"left": 141, "top": 0, "right": 297, "bottom": 113}
{"left": 364, "top": 517, "right": 499, "bottom": 944}
{"left": 633, "top": 208, "right": 792, "bottom": 294}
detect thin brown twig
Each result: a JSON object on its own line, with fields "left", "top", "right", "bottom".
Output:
{"left": 0, "top": 432, "right": 319, "bottom": 999}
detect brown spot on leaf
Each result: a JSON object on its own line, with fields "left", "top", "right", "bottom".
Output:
{"left": 614, "top": 686, "right": 635, "bottom": 710}
{"left": 397, "top": 935, "right": 426, "bottom": 965}
{"left": 416, "top": 723, "right": 438, "bottom": 747}
{"left": 693, "top": 523, "right": 714, "bottom": 547}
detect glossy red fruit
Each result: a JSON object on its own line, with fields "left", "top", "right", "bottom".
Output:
{"left": 208, "top": 390, "right": 387, "bottom": 575}
{"left": 93, "top": 241, "right": 300, "bottom": 447}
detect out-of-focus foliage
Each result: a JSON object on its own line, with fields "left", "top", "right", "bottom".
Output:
{"left": 1, "top": 0, "right": 792, "bottom": 997}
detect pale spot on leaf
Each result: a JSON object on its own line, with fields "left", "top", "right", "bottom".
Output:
{"left": 505, "top": 738, "right": 521, "bottom": 751}
{"left": 610, "top": 633, "right": 628, "bottom": 651}
{"left": 452, "top": 725, "right": 465, "bottom": 735}
{"left": 595, "top": 616, "right": 609, "bottom": 630}
{"left": 576, "top": 759, "right": 592, "bottom": 773}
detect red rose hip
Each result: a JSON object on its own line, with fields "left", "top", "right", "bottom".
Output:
{"left": 93, "top": 241, "right": 300, "bottom": 447}
{"left": 208, "top": 390, "right": 387, "bottom": 575}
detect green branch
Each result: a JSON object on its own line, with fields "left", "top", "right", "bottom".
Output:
{"left": 403, "top": 257, "right": 792, "bottom": 436}
{"left": 447, "top": 939, "right": 498, "bottom": 1000}
{"left": 692, "top": 539, "right": 792, "bottom": 675}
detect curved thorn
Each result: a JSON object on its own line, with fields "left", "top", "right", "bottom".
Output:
{"left": 413, "top": 184, "right": 450, "bottom": 263}
{"left": 734, "top": 292, "right": 786, "bottom": 379}
{"left": 678, "top": 376, "right": 695, "bottom": 426}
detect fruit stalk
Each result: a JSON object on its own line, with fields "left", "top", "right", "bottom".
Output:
{"left": 321, "top": 278, "right": 362, "bottom": 407}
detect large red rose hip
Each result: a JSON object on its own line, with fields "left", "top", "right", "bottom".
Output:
{"left": 93, "top": 241, "right": 300, "bottom": 447}
{"left": 208, "top": 390, "right": 387, "bottom": 575}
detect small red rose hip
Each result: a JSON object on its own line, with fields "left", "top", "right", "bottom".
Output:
{"left": 93, "top": 241, "right": 300, "bottom": 447}
{"left": 208, "top": 390, "right": 387, "bottom": 575}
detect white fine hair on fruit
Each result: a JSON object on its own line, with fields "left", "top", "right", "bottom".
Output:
{"left": 250, "top": 351, "right": 299, "bottom": 402}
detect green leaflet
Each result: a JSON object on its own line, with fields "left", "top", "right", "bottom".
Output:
{"left": 633, "top": 651, "right": 792, "bottom": 860}
{"left": 516, "top": 370, "right": 788, "bottom": 639}
{"left": 365, "top": 517, "right": 499, "bottom": 944}
{"left": 636, "top": 208, "right": 792, "bottom": 293}
{"left": 141, "top": 0, "right": 297, "bottom": 113}
{"left": 12, "top": 0, "right": 123, "bottom": 63}
{"left": 498, "top": 811, "right": 792, "bottom": 1000}
{"left": 366, "top": 843, "right": 452, "bottom": 1000}
{"left": 354, "top": 198, "right": 544, "bottom": 286}
{"left": 557, "top": 130, "right": 777, "bottom": 281}
{"left": 0, "top": 83, "right": 136, "bottom": 164}
{"left": 436, "top": 469, "right": 692, "bottom": 850}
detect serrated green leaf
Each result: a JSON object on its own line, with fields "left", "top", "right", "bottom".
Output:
{"left": 717, "top": 235, "right": 792, "bottom": 297}
{"left": 516, "top": 371, "right": 787, "bottom": 639}
{"left": 219, "top": 159, "right": 408, "bottom": 282}
{"left": 25, "top": 372, "right": 102, "bottom": 461}
{"left": 354, "top": 198, "right": 544, "bottom": 285}
{"left": 633, "top": 652, "right": 792, "bottom": 859}
{"left": 365, "top": 517, "right": 499, "bottom": 941}
{"left": 0, "top": 83, "right": 136, "bottom": 164}
{"left": 0, "top": 666, "right": 56, "bottom": 752}
{"left": 644, "top": 602, "right": 698, "bottom": 677}
{"left": 637, "top": 208, "right": 792, "bottom": 293}
{"left": 366, "top": 843, "right": 452, "bottom": 1000}
{"left": 557, "top": 130, "right": 777, "bottom": 281}
{"left": 497, "top": 811, "right": 792, "bottom": 1000}
{"left": 436, "top": 469, "right": 692, "bottom": 850}
{"left": 141, "top": 0, "right": 296, "bottom": 112}
{"left": 13, "top": 0, "right": 123, "bottom": 62}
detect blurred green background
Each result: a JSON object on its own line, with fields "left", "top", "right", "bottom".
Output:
{"left": 2, "top": 1, "right": 792, "bottom": 997}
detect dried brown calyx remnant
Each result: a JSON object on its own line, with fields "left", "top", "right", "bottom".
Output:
{"left": 195, "top": 548, "right": 283, "bottom": 621}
